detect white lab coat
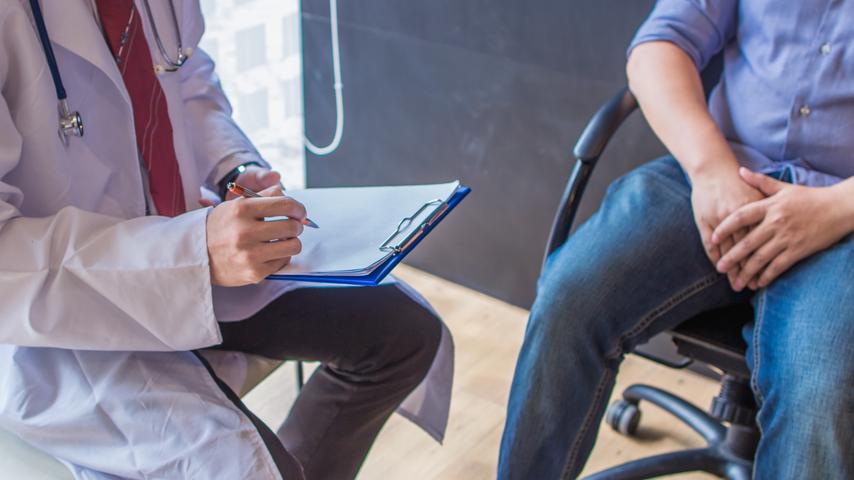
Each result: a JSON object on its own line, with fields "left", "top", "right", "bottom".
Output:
{"left": 0, "top": 1, "right": 453, "bottom": 478}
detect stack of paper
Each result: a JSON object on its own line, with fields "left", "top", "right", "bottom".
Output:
{"left": 268, "top": 181, "right": 466, "bottom": 284}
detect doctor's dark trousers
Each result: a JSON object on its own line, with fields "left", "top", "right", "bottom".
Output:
{"left": 208, "top": 283, "right": 442, "bottom": 480}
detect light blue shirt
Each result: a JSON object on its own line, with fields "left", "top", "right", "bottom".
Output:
{"left": 630, "top": 0, "right": 854, "bottom": 186}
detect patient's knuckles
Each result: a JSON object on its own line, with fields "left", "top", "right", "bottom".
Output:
{"left": 749, "top": 252, "right": 763, "bottom": 269}
{"left": 768, "top": 207, "right": 791, "bottom": 226}
{"left": 741, "top": 264, "right": 759, "bottom": 283}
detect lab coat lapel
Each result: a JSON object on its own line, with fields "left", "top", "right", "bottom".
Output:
{"left": 41, "top": 0, "right": 132, "bottom": 107}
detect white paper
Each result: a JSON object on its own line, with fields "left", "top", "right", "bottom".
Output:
{"left": 273, "top": 181, "right": 461, "bottom": 277}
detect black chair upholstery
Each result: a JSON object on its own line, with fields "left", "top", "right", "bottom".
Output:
{"left": 544, "top": 88, "right": 758, "bottom": 480}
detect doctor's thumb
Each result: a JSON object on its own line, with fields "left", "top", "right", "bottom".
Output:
{"left": 259, "top": 185, "right": 285, "bottom": 197}
{"left": 257, "top": 169, "right": 281, "bottom": 185}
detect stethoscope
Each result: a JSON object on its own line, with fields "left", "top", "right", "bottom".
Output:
{"left": 28, "top": 0, "right": 189, "bottom": 145}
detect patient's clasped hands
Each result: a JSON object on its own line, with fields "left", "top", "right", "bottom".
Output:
{"left": 711, "top": 167, "right": 854, "bottom": 292}
{"left": 691, "top": 162, "right": 854, "bottom": 293}
{"left": 689, "top": 162, "right": 765, "bottom": 289}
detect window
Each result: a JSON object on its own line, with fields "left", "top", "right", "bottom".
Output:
{"left": 235, "top": 24, "right": 267, "bottom": 71}
{"left": 282, "top": 15, "right": 300, "bottom": 58}
{"left": 283, "top": 78, "right": 301, "bottom": 118}
{"left": 203, "top": 38, "right": 219, "bottom": 65}
{"left": 199, "top": 0, "right": 305, "bottom": 189}
{"left": 237, "top": 89, "right": 269, "bottom": 134}
{"left": 199, "top": 0, "right": 216, "bottom": 16}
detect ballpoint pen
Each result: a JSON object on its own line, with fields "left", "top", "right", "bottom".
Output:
{"left": 227, "top": 182, "right": 319, "bottom": 229}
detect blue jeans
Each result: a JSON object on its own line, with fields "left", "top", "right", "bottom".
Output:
{"left": 499, "top": 157, "right": 854, "bottom": 479}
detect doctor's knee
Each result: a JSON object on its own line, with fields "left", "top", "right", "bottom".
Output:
{"left": 342, "top": 296, "right": 442, "bottom": 387}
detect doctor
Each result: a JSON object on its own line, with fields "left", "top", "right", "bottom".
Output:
{"left": 0, "top": 1, "right": 453, "bottom": 479}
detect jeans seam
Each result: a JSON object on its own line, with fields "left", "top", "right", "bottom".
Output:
{"left": 559, "top": 271, "right": 723, "bottom": 478}
{"left": 749, "top": 290, "right": 767, "bottom": 480}
{"left": 607, "top": 272, "right": 722, "bottom": 360}
{"left": 560, "top": 368, "right": 616, "bottom": 480}
{"left": 750, "top": 290, "right": 767, "bottom": 406}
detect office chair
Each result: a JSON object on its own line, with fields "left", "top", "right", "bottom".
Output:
{"left": 543, "top": 87, "right": 759, "bottom": 480}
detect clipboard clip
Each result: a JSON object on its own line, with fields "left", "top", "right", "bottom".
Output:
{"left": 379, "top": 198, "right": 447, "bottom": 253}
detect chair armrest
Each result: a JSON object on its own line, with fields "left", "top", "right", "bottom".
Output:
{"left": 573, "top": 87, "right": 639, "bottom": 164}
{"left": 542, "top": 87, "right": 639, "bottom": 266}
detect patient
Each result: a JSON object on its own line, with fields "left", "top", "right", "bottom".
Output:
{"left": 499, "top": 1, "right": 854, "bottom": 479}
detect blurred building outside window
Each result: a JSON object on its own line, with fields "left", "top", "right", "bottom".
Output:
{"left": 199, "top": 0, "right": 305, "bottom": 189}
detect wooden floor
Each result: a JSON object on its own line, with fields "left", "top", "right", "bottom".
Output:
{"left": 243, "top": 266, "right": 719, "bottom": 479}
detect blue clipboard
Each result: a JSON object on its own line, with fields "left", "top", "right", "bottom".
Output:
{"left": 268, "top": 185, "right": 471, "bottom": 286}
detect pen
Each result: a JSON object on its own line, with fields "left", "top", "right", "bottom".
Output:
{"left": 227, "top": 182, "right": 319, "bottom": 229}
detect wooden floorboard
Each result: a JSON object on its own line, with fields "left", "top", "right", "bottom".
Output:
{"left": 243, "top": 266, "right": 719, "bottom": 479}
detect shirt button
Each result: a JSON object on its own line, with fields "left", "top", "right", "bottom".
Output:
{"left": 799, "top": 105, "right": 812, "bottom": 117}
{"left": 820, "top": 43, "right": 832, "bottom": 55}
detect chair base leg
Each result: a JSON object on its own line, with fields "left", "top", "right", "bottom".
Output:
{"left": 723, "top": 463, "right": 752, "bottom": 480}
{"left": 622, "top": 384, "right": 725, "bottom": 445}
{"left": 582, "top": 448, "right": 722, "bottom": 480}
{"left": 583, "top": 383, "right": 756, "bottom": 479}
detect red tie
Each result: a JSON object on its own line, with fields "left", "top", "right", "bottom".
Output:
{"left": 97, "top": 0, "right": 186, "bottom": 216}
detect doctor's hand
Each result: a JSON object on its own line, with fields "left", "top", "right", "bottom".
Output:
{"left": 198, "top": 166, "right": 284, "bottom": 208}
{"left": 712, "top": 168, "right": 854, "bottom": 291}
{"left": 226, "top": 165, "right": 283, "bottom": 200}
{"left": 206, "top": 186, "right": 306, "bottom": 287}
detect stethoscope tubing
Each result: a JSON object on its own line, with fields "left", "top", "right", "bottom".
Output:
{"left": 140, "top": 0, "right": 187, "bottom": 71}
{"left": 29, "top": 0, "right": 187, "bottom": 143}
{"left": 28, "top": 0, "right": 67, "bottom": 101}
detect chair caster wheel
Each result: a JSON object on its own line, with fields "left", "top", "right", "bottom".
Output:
{"left": 606, "top": 399, "right": 641, "bottom": 436}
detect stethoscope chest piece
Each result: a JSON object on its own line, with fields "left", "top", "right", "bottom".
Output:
{"left": 29, "top": 0, "right": 184, "bottom": 145}
{"left": 58, "top": 99, "right": 84, "bottom": 145}
{"left": 153, "top": 46, "right": 191, "bottom": 75}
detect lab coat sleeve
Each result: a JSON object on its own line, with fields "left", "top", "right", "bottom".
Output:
{"left": 0, "top": 206, "right": 221, "bottom": 352}
{"left": 178, "top": 47, "right": 270, "bottom": 190}
{"left": 0, "top": 29, "right": 220, "bottom": 350}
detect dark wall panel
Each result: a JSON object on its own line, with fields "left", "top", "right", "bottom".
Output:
{"left": 302, "top": 1, "right": 665, "bottom": 308}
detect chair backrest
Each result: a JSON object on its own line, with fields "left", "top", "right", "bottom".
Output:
{"left": 544, "top": 52, "right": 724, "bottom": 265}
{"left": 543, "top": 50, "right": 744, "bottom": 374}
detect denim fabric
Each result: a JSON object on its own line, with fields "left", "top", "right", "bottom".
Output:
{"left": 498, "top": 157, "right": 854, "bottom": 479}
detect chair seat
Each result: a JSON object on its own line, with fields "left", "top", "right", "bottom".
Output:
{"left": 670, "top": 304, "right": 754, "bottom": 377}
{"left": 0, "top": 354, "right": 285, "bottom": 478}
